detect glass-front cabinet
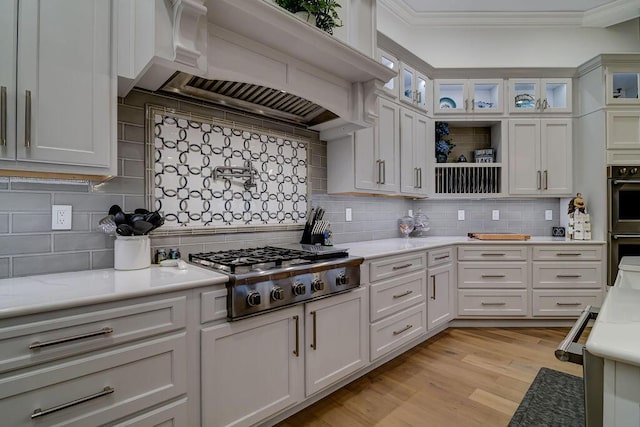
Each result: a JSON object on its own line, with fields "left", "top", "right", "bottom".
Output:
{"left": 434, "top": 79, "right": 503, "bottom": 114}
{"left": 606, "top": 66, "right": 640, "bottom": 105}
{"left": 377, "top": 48, "right": 398, "bottom": 99}
{"left": 399, "top": 62, "right": 431, "bottom": 112}
{"left": 508, "top": 78, "right": 572, "bottom": 113}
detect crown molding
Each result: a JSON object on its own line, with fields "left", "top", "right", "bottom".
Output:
{"left": 379, "top": 0, "right": 639, "bottom": 28}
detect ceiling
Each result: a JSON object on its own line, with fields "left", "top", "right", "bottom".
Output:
{"left": 400, "top": 0, "right": 617, "bottom": 13}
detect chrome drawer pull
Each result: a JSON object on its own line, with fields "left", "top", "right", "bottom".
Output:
{"left": 31, "top": 386, "right": 114, "bottom": 419}
{"left": 310, "top": 311, "right": 317, "bottom": 350}
{"left": 481, "top": 274, "right": 506, "bottom": 278}
{"left": 481, "top": 253, "right": 505, "bottom": 256}
{"left": 556, "top": 302, "right": 582, "bottom": 306}
{"left": 434, "top": 255, "right": 449, "bottom": 261}
{"left": 392, "top": 263, "right": 413, "bottom": 270}
{"left": 293, "top": 315, "right": 299, "bottom": 357}
{"left": 25, "top": 89, "right": 31, "bottom": 148}
{"left": 393, "top": 290, "right": 413, "bottom": 299}
{"left": 556, "top": 253, "right": 581, "bottom": 256}
{"left": 393, "top": 324, "right": 413, "bottom": 335}
{"left": 556, "top": 274, "right": 582, "bottom": 278}
{"left": 29, "top": 327, "right": 114, "bottom": 350}
{"left": 481, "top": 302, "right": 506, "bottom": 306}
{"left": 1, "top": 86, "right": 6, "bottom": 146}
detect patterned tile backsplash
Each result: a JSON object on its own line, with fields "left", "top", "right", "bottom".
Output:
{"left": 0, "top": 89, "right": 562, "bottom": 278}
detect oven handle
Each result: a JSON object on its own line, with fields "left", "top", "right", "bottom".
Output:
{"left": 612, "top": 234, "right": 640, "bottom": 239}
{"left": 613, "top": 179, "right": 640, "bottom": 185}
{"left": 555, "top": 305, "right": 599, "bottom": 365}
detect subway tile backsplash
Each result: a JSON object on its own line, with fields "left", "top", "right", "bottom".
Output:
{"left": 0, "top": 89, "right": 562, "bottom": 278}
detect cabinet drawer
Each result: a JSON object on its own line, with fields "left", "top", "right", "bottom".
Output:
{"left": 458, "top": 246, "right": 528, "bottom": 261}
{"left": 428, "top": 247, "right": 455, "bottom": 267}
{"left": 532, "top": 290, "right": 603, "bottom": 317}
{"left": 369, "top": 252, "right": 426, "bottom": 282}
{"left": 370, "top": 271, "right": 426, "bottom": 322}
{"left": 111, "top": 398, "right": 188, "bottom": 427}
{"left": 532, "top": 262, "right": 603, "bottom": 289}
{"left": 458, "top": 290, "right": 528, "bottom": 317}
{"left": 532, "top": 245, "right": 603, "bottom": 261}
{"left": 370, "top": 303, "right": 426, "bottom": 361}
{"left": 0, "top": 333, "right": 187, "bottom": 427}
{"left": 458, "top": 262, "right": 528, "bottom": 289}
{"left": 0, "top": 296, "right": 187, "bottom": 374}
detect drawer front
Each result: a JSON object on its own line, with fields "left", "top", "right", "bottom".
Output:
{"left": 458, "top": 246, "right": 528, "bottom": 261}
{"left": 0, "top": 296, "right": 187, "bottom": 374}
{"left": 532, "top": 262, "right": 603, "bottom": 289}
{"left": 458, "top": 262, "right": 528, "bottom": 289}
{"left": 369, "top": 252, "right": 427, "bottom": 283}
{"left": 370, "top": 271, "right": 426, "bottom": 322}
{"left": 111, "top": 398, "right": 189, "bottom": 427}
{"left": 532, "top": 290, "right": 603, "bottom": 317}
{"left": 370, "top": 303, "right": 426, "bottom": 361}
{"left": 201, "top": 287, "right": 228, "bottom": 323}
{"left": 0, "top": 333, "right": 187, "bottom": 427}
{"left": 428, "top": 247, "right": 455, "bottom": 267}
{"left": 532, "top": 245, "right": 603, "bottom": 261}
{"left": 458, "top": 289, "right": 528, "bottom": 317}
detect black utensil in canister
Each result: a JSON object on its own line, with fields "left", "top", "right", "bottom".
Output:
{"left": 144, "top": 211, "right": 163, "bottom": 226}
{"left": 134, "top": 208, "right": 150, "bottom": 215}
{"left": 132, "top": 220, "right": 154, "bottom": 235}
{"left": 129, "top": 213, "right": 146, "bottom": 224}
{"left": 114, "top": 211, "right": 127, "bottom": 226}
{"left": 116, "top": 223, "right": 134, "bottom": 236}
{"left": 108, "top": 204, "right": 123, "bottom": 216}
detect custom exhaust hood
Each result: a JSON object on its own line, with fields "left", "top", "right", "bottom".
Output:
{"left": 119, "top": 0, "right": 395, "bottom": 140}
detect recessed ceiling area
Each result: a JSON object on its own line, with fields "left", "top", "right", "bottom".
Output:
{"left": 401, "top": 0, "right": 618, "bottom": 13}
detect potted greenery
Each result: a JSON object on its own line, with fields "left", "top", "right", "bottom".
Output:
{"left": 274, "top": 0, "right": 343, "bottom": 35}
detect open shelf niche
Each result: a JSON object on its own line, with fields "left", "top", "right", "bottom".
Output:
{"left": 433, "top": 120, "right": 507, "bottom": 197}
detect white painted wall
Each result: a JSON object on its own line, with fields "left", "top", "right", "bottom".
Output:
{"left": 377, "top": 13, "right": 640, "bottom": 68}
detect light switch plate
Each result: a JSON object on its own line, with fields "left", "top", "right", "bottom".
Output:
{"left": 345, "top": 208, "right": 352, "bottom": 222}
{"left": 457, "top": 210, "right": 465, "bottom": 221}
{"left": 545, "top": 210, "right": 553, "bottom": 221}
{"left": 52, "top": 205, "right": 72, "bottom": 230}
{"left": 492, "top": 210, "right": 500, "bottom": 221}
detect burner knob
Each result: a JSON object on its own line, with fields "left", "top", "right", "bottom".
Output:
{"left": 336, "top": 273, "right": 349, "bottom": 286}
{"left": 631, "top": 167, "right": 639, "bottom": 176}
{"left": 271, "top": 287, "right": 285, "bottom": 301}
{"left": 246, "top": 291, "right": 261, "bottom": 307}
{"left": 292, "top": 282, "right": 306, "bottom": 296}
{"left": 311, "top": 279, "right": 325, "bottom": 292}
{"left": 619, "top": 167, "right": 628, "bottom": 176}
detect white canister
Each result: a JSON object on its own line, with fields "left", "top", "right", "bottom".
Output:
{"left": 114, "top": 235, "right": 151, "bottom": 270}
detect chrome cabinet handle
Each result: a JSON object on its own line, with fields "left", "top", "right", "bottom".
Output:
{"left": 393, "top": 290, "right": 413, "bottom": 299}
{"left": 543, "top": 99, "right": 549, "bottom": 110}
{"left": 310, "top": 311, "right": 317, "bottom": 350}
{"left": 393, "top": 324, "right": 413, "bottom": 336}
{"left": 29, "top": 327, "right": 114, "bottom": 350}
{"left": 464, "top": 99, "right": 468, "bottom": 110}
{"left": 537, "top": 170, "right": 542, "bottom": 190}
{"left": 557, "top": 274, "right": 582, "bottom": 278}
{"left": 418, "top": 168, "right": 422, "bottom": 189}
{"left": 556, "top": 253, "right": 581, "bottom": 256}
{"left": 434, "top": 254, "right": 449, "bottom": 261}
{"left": 556, "top": 302, "right": 582, "bottom": 306}
{"left": 471, "top": 98, "right": 475, "bottom": 111}
{"left": 431, "top": 275, "right": 436, "bottom": 300}
{"left": 535, "top": 99, "right": 541, "bottom": 110}
{"left": 376, "top": 160, "right": 382, "bottom": 184}
{"left": 543, "top": 170, "right": 548, "bottom": 190}
{"left": 481, "top": 274, "right": 506, "bottom": 278}
{"left": 293, "top": 315, "right": 299, "bottom": 357}
{"left": 1, "top": 86, "right": 6, "bottom": 147}
{"left": 31, "top": 386, "right": 114, "bottom": 419}
{"left": 481, "top": 253, "right": 505, "bottom": 256}
{"left": 481, "top": 302, "right": 506, "bottom": 306}
{"left": 414, "top": 167, "right": 419, "bottom": 188}
{"left": 555, "top": 305, "right": 598, "bottom": 363}
{"left": 25, "top": 90, "right": 31, "bottom": 148}
{"left": 392, "top": 263, "right": 413, "bottom": 270}
{"left": 381, "top": 160, "right": 386, "bottom": 184}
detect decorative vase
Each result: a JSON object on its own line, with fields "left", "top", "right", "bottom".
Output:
{"left": 436, "top": 153, "right": 448, "bottom": 163}
{"left": 294, "top": 11, "right": 316, "bottom": 27}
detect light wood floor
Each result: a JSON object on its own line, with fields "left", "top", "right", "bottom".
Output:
{"left": 277, "top": 327, "right": 584, "bottom": 427}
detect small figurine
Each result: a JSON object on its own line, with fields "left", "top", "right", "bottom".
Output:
{"left": 457, "top": 154, "right": 468, "bottom": 163}
{"left": 568, "top": 193, "right": 586, "bottom": 214}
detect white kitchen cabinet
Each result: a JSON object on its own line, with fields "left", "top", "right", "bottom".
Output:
{"left": 378, "top": 48, "right": 399, "bottom": 99}
{"left": 0, "top": 0, "right": 117, "bottom": 176}
{"left": 434, "top": 79, "right": 504, "bottom": 114}
{"left": 399, "top": 62, "right": 431, "bottom": 112}
{"left": 305, "top": 287, "right": 368, "bottom": 396}
{"left": 508, "top": 78, "right": 572, "bottom": 114}
{"left": 201, "top": 306, "right": 304, "bottom": 427}
{"left": 508, "top": 119, "right": 572, "bottom": 196}
{"left": 427, "top": 259, "right": 455, "bottom": 330}
{"left": 606, "top": 111, "right": 640, "bottom": 150}
{"left": 400, "top": 107, "right": 431, "bottom": 196}
{"left": 328, "top": 97, "right": 400, "bottom": 194}
{"left": 0, "top": 0, "right": 17, "bottom": 161}
{"left": 605, "top": 66, "right": 640, "bottom": 105}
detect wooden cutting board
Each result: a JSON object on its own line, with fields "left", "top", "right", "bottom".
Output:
{"left": 468, "top": 232, "right": 531, "bottom": 241}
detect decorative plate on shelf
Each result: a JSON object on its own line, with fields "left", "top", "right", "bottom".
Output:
{"left": 439, "top": 97, "right": 456, "bottom": 109}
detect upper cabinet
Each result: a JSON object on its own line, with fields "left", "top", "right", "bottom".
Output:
{"left": 508, "top": 78, "right": 572, "bottom": 114}
{"left": 399, "top": 63, "right": 431, "bottom": 113}
{"left": 377, "top": 48, "right": 398, "bottom": 99}
{"left": 400, "top": 108, "right": 431, "bottom": 196}
{"left": 0, "top": 0, "right": 117, "bottom": 177}
{"left": 434, "top": 79, "right": 504, "bottom": 114}
{"left": 606, "top": 66, "right": 640, "bottom": 105}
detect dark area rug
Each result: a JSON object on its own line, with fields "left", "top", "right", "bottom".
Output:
{"left": 509, "top": 367, "right": 584, "bottom": 427}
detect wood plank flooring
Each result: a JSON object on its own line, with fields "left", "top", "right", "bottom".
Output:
{"left": 276, "top": 327, "right": 584, "bottom": 427}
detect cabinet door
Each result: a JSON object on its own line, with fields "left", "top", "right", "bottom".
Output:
{"left": 469, "top": 79, "right": 503, "bottom": 113}
{"left": 399, "top": 62, "right": 416, "bottom": 105}
{"left": 354, "top": 126, "right": 379, "bottom": 191}
{"left": 509, "top": 119, "right": 542, "bottom": 195}
{"left": 16, "top": 0, "right": 114, "bottom": 168}
{"left": 428, "top": 263, "right": 454, "bottom": 330}
{"left": 606, "top": 111, "right": 640, "bottom": 150}
{"left": 415, "top": 72, "right": 430, "bottom": 112}
{"left": 305, "top": 287, "right": 368, "bottom": 396}
{"left": 400, "top": 107, "right": 418, "bottom": 194}
{"left": 201, "top": 307, "right": 304, "bottom": 427}
{"left": 541, "top": 78, "right": 572, "bottom": 113}
{"left": 508, "top": 79, "right": 540, "bottom": 114}
{"left": 414, "top": 113, "right": 431, "bottom": 195}
{"left": 540, "top": 119, "right": 572, "bottom": 195}
{"left": 606, "top": 67, "right": 640, "bottom": 105}
{"left": 378, "top": 49, "right": 398, "bottom": 99}
{"left": 376, "top": 98, "right": 400, "bottom": 192}
{"left": 434, "top": 79, "right": 467, "bottom": 114}
{"left": 0, "top": 0, "right": 16, "bottom": 161}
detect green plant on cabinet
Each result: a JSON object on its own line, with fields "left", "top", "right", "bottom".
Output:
{"left": 274, "top": 0, "right": 343, "bottom": 35}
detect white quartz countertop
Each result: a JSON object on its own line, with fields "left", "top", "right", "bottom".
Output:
{"left": 337, "top": 236, "right": 605, "bottom": 259}
{"left": 587, "top": 286, "right": 640, "bottom": 366}
{"left": 0, "top": 264, "right": 228, "bottom": 319}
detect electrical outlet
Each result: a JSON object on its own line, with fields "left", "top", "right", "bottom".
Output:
{"left": 408, "top": 209, "right": 413, "bottom": 217}
{"left": 345, "top": 208, "right": 352, "bottom": 222}
{"left": 492, "top": 210, "right": 500, "bottom": 221}
{"left": 545, "top": 210, "right": 553, "bottom": 221}
{"left": 457, "top": 210, "right": 465, "bottom": 221}
{"left": 52, "top": 205, "right": 72, "bottom": 230}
